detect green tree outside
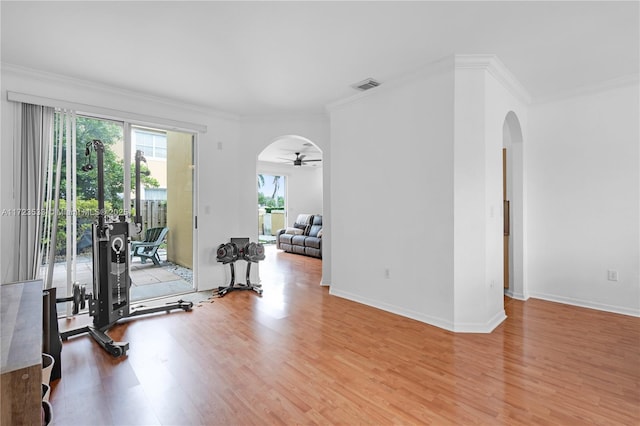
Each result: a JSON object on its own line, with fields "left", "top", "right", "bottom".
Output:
{"left": 257, "top": 174, "right": 285, "bottom": 209}
{"left": 47, "top": 115, "right": 160, "bottom": 256}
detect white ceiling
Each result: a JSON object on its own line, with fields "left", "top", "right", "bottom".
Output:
{"left": 1, "top": 1, "right": 638, "bottom": 117}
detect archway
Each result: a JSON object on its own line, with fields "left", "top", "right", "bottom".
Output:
{"left": 502, "top": 111, "right": 526, "bottom": 300}
{"left": 257, "top": 135, "right": 323, "bottom": 245}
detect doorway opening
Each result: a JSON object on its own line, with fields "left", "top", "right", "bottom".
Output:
{"left": 128, "top": 127, "right": 195, "bottom": 301}
{"left": 502, "top": 111, "right": 525, "bottom": 300}
{"left": 257, "top": 174, "right": 286, "bottom": 244}
{"left": 257, "top": 135, "right": 323, "bottom": 248}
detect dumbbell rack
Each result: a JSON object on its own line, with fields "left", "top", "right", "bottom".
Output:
{"left": 214, "top": 241, "right": 265, "bottom": 297}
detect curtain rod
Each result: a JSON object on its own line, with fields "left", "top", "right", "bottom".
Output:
{"left": 7, "top": 91, "right": 207, "bottom": 134}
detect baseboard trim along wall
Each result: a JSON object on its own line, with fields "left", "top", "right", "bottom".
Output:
{"left": 329, "top": 288, "right": 455, "bottom": 331}
{"left": 329, "top": 288, "right": 507, "bottom": 333}
{"left": 529, "top": 291, "right": 640, "bottom": 318}
{"left": 452, "top": 310, "right": 508, "bottom": 334}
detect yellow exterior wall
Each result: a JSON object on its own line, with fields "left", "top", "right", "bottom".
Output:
{"left": 271, "top": 211, "right": 285, "bottom": 235}
{"left": 166, "top": 131, "right": 193, "bottom": 269}
{"left": 111, "top": 139, "right": 167, "bottom": 188}
{"left": 145, "top": 158, "right": 167, "bottom": 188}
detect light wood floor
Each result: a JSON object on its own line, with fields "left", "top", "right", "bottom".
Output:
{"left": 50, "top": 247, "right": 640, "bottom": 425}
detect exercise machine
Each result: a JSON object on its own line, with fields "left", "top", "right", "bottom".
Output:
{"left": 213, "top": 238, "right": 265, "bottom": 297}
{"left": 57, "top": 140, "right": 192, "bottom": 357}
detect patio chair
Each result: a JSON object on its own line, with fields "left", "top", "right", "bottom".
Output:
{"left": 131, "top": 226, "right": 168, "bottom": 265}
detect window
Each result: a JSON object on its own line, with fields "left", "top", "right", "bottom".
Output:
{"left": 133, "top": 128, "right": 167, "bottom": 159}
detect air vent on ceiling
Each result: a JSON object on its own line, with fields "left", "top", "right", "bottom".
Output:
{"left": 351, "top": 78, "right": 381, "bottom": 91}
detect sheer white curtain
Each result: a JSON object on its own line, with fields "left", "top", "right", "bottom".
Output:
{"left": 12, "top": 103, "right": 54, "bottom": 282}
{"left": 9, "top": 103, "right": 78, "bottom": 291}
{"left": 41, "top": 109, "right": 76, "bottom": 291}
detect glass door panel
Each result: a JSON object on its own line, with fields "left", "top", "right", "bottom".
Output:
{"left": 45, "top": 114, "right": 124, "bottom": 316}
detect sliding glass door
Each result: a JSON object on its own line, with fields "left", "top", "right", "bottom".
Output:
{"left": 257, "top": 174, "right": 286, "bottom": 244}
{"left": 128, "top": 127, "right": 195, "bottom": 301}
{"left": 43, "top": 115, "right": 197, "bottom": 317}
{"left": 43, "top": 114, "right": 124, "bottom": 315}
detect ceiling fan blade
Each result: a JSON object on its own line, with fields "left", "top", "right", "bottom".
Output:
{"left": 301, "top": 159, "right": 322, "bottom": 162}
{"left": 298, "top": 154, "right": 306, "bottom": 160}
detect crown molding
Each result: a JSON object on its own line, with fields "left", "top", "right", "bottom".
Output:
{"left": 532, "top": 73, "right": 640, "bottom": 105}
{"left": 240, "top": 112, "right": 329, "bottom": 123}
{"left": 326, "top": 55, "right": 454, "bottom": 113}
{"left": 326, "top": 54, "right": 532, "bottom": 113}
{"left": 1, "top": 62, "right": 239, "bottom": 122}
{"left": 324, "top": 78, "right": 385, "bottom": 112}
{"left": 455, "top": 54, "right": 532, "bottom": 104}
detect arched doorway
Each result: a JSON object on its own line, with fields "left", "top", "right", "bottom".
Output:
{"left": 502, "top": 111, "right": 526, "bottom": 299}
{"left": 257, "top": 135, "right": 323, "bottom": 244}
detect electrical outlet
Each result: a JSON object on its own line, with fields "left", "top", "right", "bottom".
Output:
{"left": 384, "top": 268, "right": 390, "bottom": 279}
{"left": 607, "top": 270, "right": 619, "bottom": 282}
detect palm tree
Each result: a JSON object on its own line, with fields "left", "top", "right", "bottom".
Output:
{"left": 271, "top": 175, "right": 281, "bottom": 203}
{"left": 257, "top": 174, "right": 265, "bottom": 189}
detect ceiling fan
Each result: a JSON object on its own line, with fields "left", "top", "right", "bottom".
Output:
{"left": 279, "top": 152, "right": 322, "bottom": 167}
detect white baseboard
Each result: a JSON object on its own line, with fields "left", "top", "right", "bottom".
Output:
{"left": 329, "top": 288, "right": 507, "bottom": 333}
{"left": 504, "top": 289, "right": 528, "bottom": 300}
{"left": 329, "top": 287, "right": 455, "bottom": 331}
{"left": 529, "top": 291, "right": 640, "bottom": 317}
{"left": 453, "top": 309, "right": 507, "bottom": 333}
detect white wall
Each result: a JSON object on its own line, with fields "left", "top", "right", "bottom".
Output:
{"left": 328, "top": 55, "right": 537, "bottom": 332}
{"left": 451, "top": 57, "right": 529, "bottom": 331}
{"left": 453, "top": 66, "right": 489, "bottom": 329}
{"left": 527, "top": 83, "right": 640, "bottom": 316}
{"left": 0, "top": 65, "right": 240, "bottom": 291}
{"left": 328, "top": 58, "right": 456, "bottom": 328}
{"left": 286, "top": 166, "right": 323, "bottom": 223}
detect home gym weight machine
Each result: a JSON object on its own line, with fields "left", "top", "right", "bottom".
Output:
{"left": 57, "top": 140, "right": 193, "bottom": 357}
{"left": 214, "top": 238, "right": 265, "bottom": 297}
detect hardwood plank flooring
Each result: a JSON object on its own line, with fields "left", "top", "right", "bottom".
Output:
{"left": 50, "top": 246, "right": 640, "bottom": 425}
